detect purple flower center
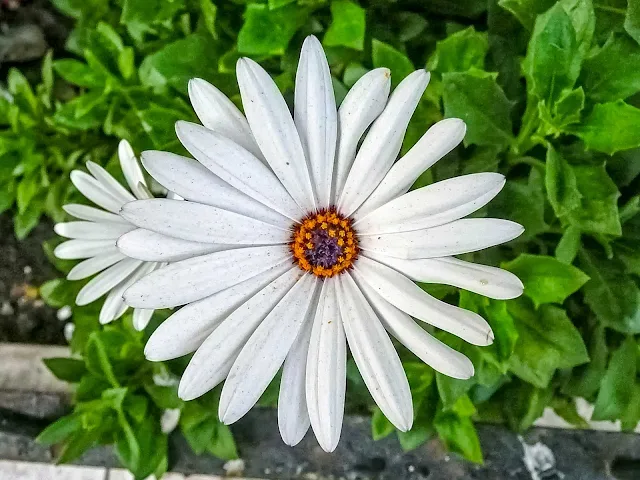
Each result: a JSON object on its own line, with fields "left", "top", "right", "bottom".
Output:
{"left": 305, "top": 229, "right": 342, "bottom": 268}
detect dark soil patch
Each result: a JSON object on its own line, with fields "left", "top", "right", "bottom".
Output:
{"left": 0, "top": 214, "right": 64, "bottom": 344}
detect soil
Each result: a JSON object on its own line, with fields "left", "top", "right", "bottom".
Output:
{"left": 0, "top": 214, "right": 64, "bottom": 344}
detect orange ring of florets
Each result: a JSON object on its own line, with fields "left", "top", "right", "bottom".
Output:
{"left": 290, "top": 208, "right": 359, "bottom": 278}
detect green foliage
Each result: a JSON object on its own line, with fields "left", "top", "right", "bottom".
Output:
{"left": 3, "top": 0, "right": 636, "bottom": 471}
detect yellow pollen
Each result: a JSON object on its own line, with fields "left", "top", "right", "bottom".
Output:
{"left": 290, "top": 207, "right": 359, "bottom": 278}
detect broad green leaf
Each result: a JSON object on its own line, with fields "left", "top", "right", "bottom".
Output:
{"left": 592, "top": 336, "right": 637, "bottom": 420}
{"left": 580, "top": 34, "right": 640, "bottom": 102}
{"left": 434, "top": 411, "right": 483, "bottom": 464}
{"left": 508, "top": 300, "right": 589, "bottom": 388}
{"left": 115, "top": 410, "right": 141, "bottom": 475}
{"left": 550, "top": 396, "right": 590, "bottom": 428}
{"left": 545, "top": 144, "right": 581, "bottom": 218}
{"left": 86, "top": 333, "right": 121, "bottom": 387}
{"left": 559, "top": 0, "right": 594, "bottom": 57}
{"left": 563, "top": 326, "right": 608, "bottom": 398}
{"left": 371, "top": 407, "right": 395, "bottom": 440}
{"left": 442, "top": 72, "right": 512, "bottom": 148}
{"left": 620, "top": 383, "right": 640, "bottom": 430}
{"left": 54, "top": 60, "right": 105, "bottom": 88}
{"left": 57, "top": 426, "right": 103, "bottom": 464}
{"left": 490, "top": 168, "right": 548, "bottom": 240}
{"left": 43, "top": 357, "right": 87, "bottom": 383}
{"left": 140, "top": 34, "right": 223, "bottom": 94}
{"left": 371, "top": 39, "right": 414, "bottom": 86}
{"left": 502, "top": 381, "right": 553, "bottom": 431}
{"left": 237, "top": 4, "right": 307, "bottom": 56}
{"left": 538, "top": 87, "right": 585, "bottom": 135}
{"left": 14, "top": 199, "right": 43, "bottom": 239}
{"left": 626, "top": 0, "right": 640, "bottom": 45}
{"left": 570, "top": 101, "right": 640, "bottom": 155}
{"left": 209, "top": 423, "right": 239, "bottom": 460}
{"left": 555, "top": 226, "right": 581, "bottom": 264}
{"left": 180, "top": 402, "right": 218, "bottom": 454}
{"left": 569, "top": 163, "right": 621, "bottom": 236}
{"left": 522, "top": 3, "right": 581, "bottom": 104}
{"left": 428, "top": 26, "right": 488, "bottom": 73}
{"left": 484, "top": 300, "right": 519, "bottom": 362}
{"left": 37, "top": 414, "right": 82, "bottom": 445}
{"left": 16, "top": 174, "right": 40, "bottom": 214}
{"left": 121, "top": 0, "right": 183, "bottom": 42}
{"left": 579, "top": 249, "right": 640, "bottom": 334}
{"left": 498, "top": 0, "right": 555, "bottom": 30}
{"left": 503, "top": 254, "right": 589, "bottom": 306}
{"left": 436, "top": 372, "right": 474, "bottom": 408}
{"left": 324, "top": 0, "right": 366, "bottom": 51}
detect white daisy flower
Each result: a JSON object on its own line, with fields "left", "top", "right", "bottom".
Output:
{"left": 119, "top": 36, "right": 524, "bottom": 452}
{"left": 53, "top": 140, "right": 160, "bottom": 329}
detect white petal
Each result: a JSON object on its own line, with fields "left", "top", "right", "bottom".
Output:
{"left": 141, "top": 150, "right": 288, "bottom": 228}
{"left": 118, "top": 140, "right": 150, "bottom": 200}
{"left": 219, "top": 274, "right": 319, "bottom": 424}
{"left": 366, "top": 253, "right": 524, "bottom": 300}
{"left": 54, "top": 221, "right": 135, "bottom": 240}
{"left": 237, "top": 57, "right": 316, "bottom": 211}
{"left": 117, "top": 228, "right": 229, "bottom": 262}
{"left": 358, "top": 118, "right": 466, "bottom": 215}
{"left": 174, "top": 122, "right": 302, "bottom": 221}
{"left": 67, "top": 251, "right": 126, "bottom": 280}
{"left": 70, "top": 170, "right": 124, "bottom": 213}
{"left": 295, "top": 36, "right": 337, "bottom": 208}
{"left": 356, "top": 173, "right": 506, "bottom": 235}
{"left": 178, "top": 267, "right": 302, "bottom": 401}
{"left": 54, "top": 239, "right": 118, "bottom": 260}
{"left": 359, "top": 218, "right": 525, "bottom": 259}
{"left": 354, "top": 256, "right": 493, "bottom": 346}
{"left": 63, "top": 204, "right": 128, "bottom": 224}
{"left": 336, "top": 272, "right": 412, "bottom": 431}
{"left": 188, "top": 78, "right": 263, "bottom": 159}
{"left": 120, "top": 199, "right": 289, "bottom": 246}
{"left": 278, "top": 312, "right": 313, "bottom": 446}
{"left": 145, "top": 263, "right": 291, "bottom": 361}
{"left": 76, "top": 258, "right": 143, "bottom": 306}
{"left": 355, "top": 277, "right": 474, "bottom": 379}
{"left": 85, "top": 161, "right": 136, "bottom": 205}
{"left": 306, "top": 280, "right": 346, "bottom": 452}
{"left": 124, "top": 245, "right": 289, "bottom": 308}
{"left": 332, "top": 68, "right": 391, "bottom": 203}
{"left": 100, "top": 262, "right": 156, "bottom": 324}
{"left": 338, "top": 70, "right": 430, "bottom": 216}
{"left": 133, "top": 308, "right": 155, "bottom": 331}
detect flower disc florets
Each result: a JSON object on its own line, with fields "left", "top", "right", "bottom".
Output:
{"left": 291, "top": 208, "right": 359, "bottom": 278}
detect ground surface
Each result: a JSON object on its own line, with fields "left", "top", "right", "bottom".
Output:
{"left": 0, "top": 214, "right": 64, "bottom": 344}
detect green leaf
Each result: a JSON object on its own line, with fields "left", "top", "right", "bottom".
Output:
{"left": 579, "top": 249, "right": 640, "bottom": 333}
{"left": 37, "top": 415, "right": 82, "bottom": 445}
{"left": 200, "top": 0, "right": 218, "bottom": 40}
{"left": 371, "top": 39, "right": 414, "bottom": 86}
{"left": 498, "top": 0, "right": 556, "bottom": 30}
{"left": 17, "top": 175, "right": 40, "bottom": 214}
{"left": 569, "top": 163, "right": 621, "bottom": 236}
{"left": 508, "top": 300, "right": 589, "bottom": 388}
{"left": 324, "top": 0, "right": 366, "bottom": 51}
{"left": 550, "top": 396, "right": 589, "bottom": 428}
{"left": 502, "top": 381, "right": 553, "bottom": 431}
{"left": 442, "top": 72, "right": 513, "bottom": 148}
{"left": 428, "top": 26, "right": 488, "bottom": 74}
{"left": 626, "top": 0, "right": 640, "bottom": 45}
{"left": 434, "top": 411, "right": 483, "bottom": 464}
{"left": 484, "top": 300, "right": 519, "bottom": 362}
{"left": 570, "top": 101, "right": 640, "bottom": 155}
{"left": 54, "top": 59, "right": 105, "bottom": 88}
{"left": 139, "top": 34, "right": 223, "bottom": 94}
{"left": 209, "top": 423, "right": 238, "bottom": 460}
{"left": 43, "top": 358, "right": 87, "bottom": 383}
{"left": 538, "top": 87, "right": 585, "bottom": 134}
{"left": 503, "top": 254, "right": 589, "bottom": 306}
{"left": 121, "top": 0, "right": 183, "bottom": 43}
{"left": 86, "top": 333, "right": 120, "bottom": 387}
{"left": 180, "top": 402, "right": 218, "bottom": 454}
{"left": 490, "top": 168, "right": 548, "bottom": 240}
{"left": 580, "top": 34, "right": 640, "bottom": 102}
{"left": 545, "top": 144, "right": 582, "bottom": 217}
{"left": 555, "top": 226, "right": 581, "bottom": 264}
{"left": 436, "top": 373, "right": 474, "bottom": 408}
{"left": 522, "top": 3, "right": 581, "bottom": 104}
{"left": 57, "top": 426, "right": 103, "bottom": 464}
{"left": 562, "top": 326, "right": 608, "bottom": 398}
{"left": 559, "top": 0, "right": 594, "bottom": 57}
{"left": 14, "top": 196, "right": 43, "bottom": 239}
{"left": 237, "top": 4, "right": 307, "bottom": 56}
{"left": 371, "top": 407, "right": 395, "bottom": 440}
{"left": 592, "top": 336, "right": 637, "bottom": 420}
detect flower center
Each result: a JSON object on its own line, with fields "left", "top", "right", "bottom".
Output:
{"left": 290, "top": 208, "right": 359, "bottom": 278}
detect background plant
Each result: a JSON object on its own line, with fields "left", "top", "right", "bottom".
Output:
{"left": 0, "top": 0, "right": 637, "bottom": 475}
